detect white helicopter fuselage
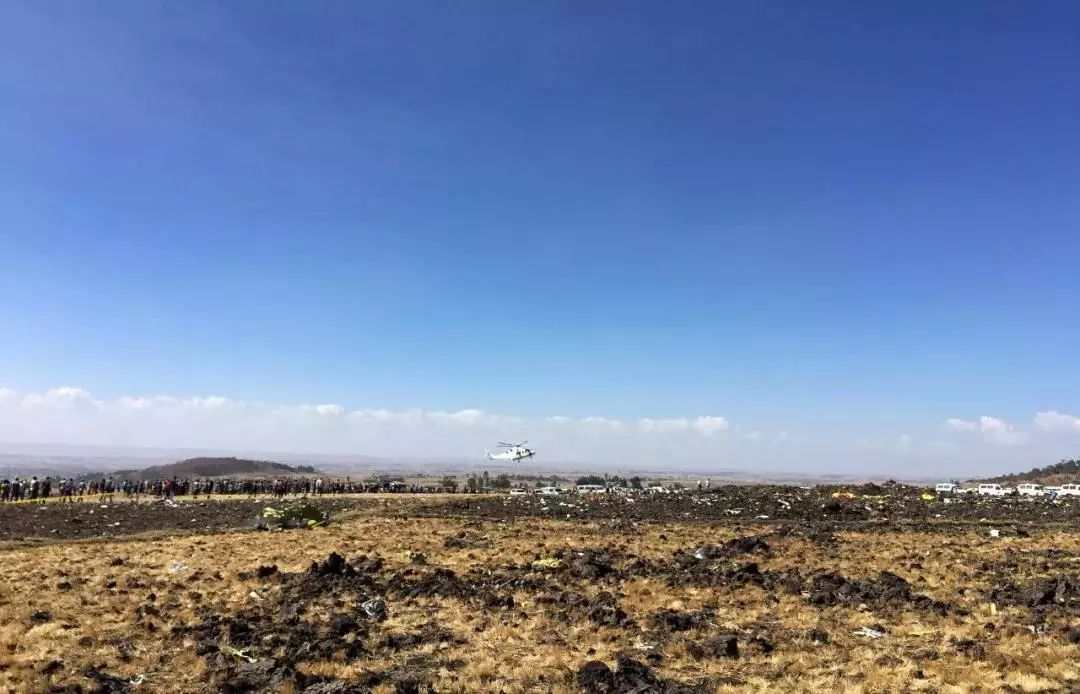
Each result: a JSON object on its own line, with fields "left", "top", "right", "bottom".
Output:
{"left": 485, "top": 447, "right": 535, "bottom": 462}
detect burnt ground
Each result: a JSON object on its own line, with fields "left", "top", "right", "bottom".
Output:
{"left": 0, "top": 498, "right": 378, "bottom": 542}
{"left": 421, "top": 484, "right": 1080, "bottom": 526}
{"left": 2, "top": 492, "right": 1080, "bottom": 692}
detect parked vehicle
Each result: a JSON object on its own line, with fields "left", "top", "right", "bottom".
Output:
{"left": 954, "top": 486, "right": 979, "bottom": 495}
{"left": 508, "top": 488, "right": 529, "bottom": 496}
{"left": 978, "top": 483, "right": 1012, "bottom": 497}
{"left": 575, "top": 484, "right": 606, "bottom": 494}
{"left": 935, "top": 483, "right": 957, "bottom": 494}
{"left": 1057, "top": 483, "right": 1080, "bottom": 497}
{"left": 536, "top": 486, "right": 562, "bottom": 496}
{"left": 1016, "top": 483, "right": 1044, "bottom": 497}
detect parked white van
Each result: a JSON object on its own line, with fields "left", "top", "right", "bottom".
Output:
{"left": 536, "top": 486, "right": 562, "bottom": 496}
{"left": 935, "top": 483, "right": 957, "bottom": 494}
{"left": 1057, "top": 483, "right": 1080, "bottom": 497}
{"left": 978, "top": 483, "right": 1010, "bottom": 496}
{"left": 575, "top": 485, "right": 606, "bottom": 494}
{"left": 1016, "top": 483, "right": 1044, "bottom": 497}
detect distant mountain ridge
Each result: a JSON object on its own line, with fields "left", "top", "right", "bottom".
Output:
{"left": 106, "top": 457, "right": 317, "bottom": 481}
{"left": 983, "top": 458, "right": 1080, "bottom": 485}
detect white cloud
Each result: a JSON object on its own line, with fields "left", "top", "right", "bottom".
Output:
{"left": 10, "top": 386, "right": 1069, "bottom": 473}
{"left": 49, "top": 386, "right": 93, "bottom": 399}
{"left": 582, "top": 416, "right": 626, "bottom": 432}
{"left": 693, "top": 416, "right": 730, "bottom": 436}
{"left": 637, "top": 417, "right": 689, "bottom": 433}
{"left": 946, "top": 415, "right": 1027, "bottom": 446}
{"left": 191, "top": 396, "right": 236, "bottom": 410}
{"left": 979, "top": 416, "right": 1027, "bottom": 447}
{"left": 1034, "top": 411, "right": 1080, "bottom": 433}
{"left": 0, "top": 387, "right": 741, "bottom": 463}
{"left": 633, "top": 416, "right": 728, "bottom": 436}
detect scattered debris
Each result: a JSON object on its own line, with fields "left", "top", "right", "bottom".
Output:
{"left": 83, "top": 665, "right": 133, "bottom": 693}
{"left": 222, "top": 645, "right": 258, "bottom": 663}
{"left": 256, "top": 502, "right": 329, "bottom": 530}
{"left": 361, "top": 599, "right": 388, "bottom": 620}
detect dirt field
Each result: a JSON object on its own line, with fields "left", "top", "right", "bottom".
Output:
{"left": 2, "top": 491, "right": 1080, "bottom": 693}
{"left": 0, "top": 497, "right": 382, "bottom": 543}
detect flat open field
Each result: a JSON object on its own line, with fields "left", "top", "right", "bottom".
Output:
{"left": 2, "top": 489, "right": 1080, "bottom": 692}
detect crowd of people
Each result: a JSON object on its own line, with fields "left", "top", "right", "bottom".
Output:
{"left": 0, "top": 475, "right": 467, "bottom": 502}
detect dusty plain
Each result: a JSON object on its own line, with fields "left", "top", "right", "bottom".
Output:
{"left": 1, "top": 488, "right": 1079, "bottom": 693}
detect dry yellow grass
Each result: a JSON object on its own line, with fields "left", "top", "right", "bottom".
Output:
{"left": 0, "top": 502, "right": 1078, "bottom": 692}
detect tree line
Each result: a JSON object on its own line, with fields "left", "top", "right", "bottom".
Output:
{"left": 987, "top": 458, "right": 1080, "bottom": 483}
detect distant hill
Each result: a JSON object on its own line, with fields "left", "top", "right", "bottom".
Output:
{"left": 983, "top": 458, "right": 1080, "bottom": 485}
{"left": 105, "top": 457, "right": 317, "bottom": 481}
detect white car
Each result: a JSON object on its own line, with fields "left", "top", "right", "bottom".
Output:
{"left": 978, "top": 484, "right": 1012, "bottom": 497}
{"left": 1016, "top": 483, "right": 1044, "bottom": 497}
{"left": 508, "top": 488, "right": 529, "bottom": 496}
{"left": 646, "top": 486, "right": 671, "bottom": 494}
{"left": 536, "top": 486, "right": 562, "bottom": 496}
{"left": 954, "top": 486, "right": 979, "bottom": 495}
{"left": 575, "top": 484, "right": 606, "bottom": 494}
{"left": 935, "top": 483, "right": 957, "bottom": 494}
{"left": 1057, "top": 483, "right": 1080, "bottom": 497}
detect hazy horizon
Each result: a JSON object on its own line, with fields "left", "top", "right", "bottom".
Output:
{"left": 0, "top": 386, "right": 1076, "bottom": 479}
{"left": 0, "top": 438, "right": 944, "bottom": 483}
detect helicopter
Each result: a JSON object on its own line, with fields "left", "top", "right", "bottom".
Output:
{"left": 485, "top": 441, "right": 536, "bottom": 462}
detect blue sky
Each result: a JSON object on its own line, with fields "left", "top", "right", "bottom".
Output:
{"left": 2, "top": 2, "right": 1079, "bottom": 472}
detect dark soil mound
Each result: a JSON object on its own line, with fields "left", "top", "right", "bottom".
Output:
{"left": 577, "top": 654, "right": 705, "bottom": 693}
{"left": 987, "top": 574, "right": 1080, "bottom": 612}
{"left": 808, "top": 571, "right": 950, "bottom": 614}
